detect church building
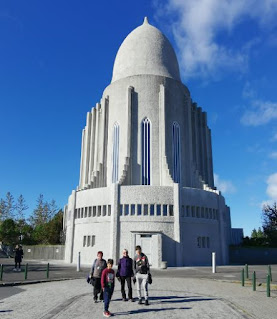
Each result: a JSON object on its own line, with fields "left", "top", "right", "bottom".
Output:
{"left": 63, "top": 18, "right": 232, "bottom": 267}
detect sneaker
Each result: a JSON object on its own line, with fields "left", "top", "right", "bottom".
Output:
{"left": 13, "top": 268, "right": 17, "bottom": 272}
{"left": 122, "top": 298, "right": 128, "bottom": 301}
{"left": 138, "top": 299, "right": 143, "bottom": 305}
{"left": 129, "top": 298, "right": 135, "bottom": 302}
{"left": 94, "top": 299, "right": 97, "bottom": 303}
{"left": 145, "top": 299, "right": 149, "bottom": 306}
{"left": 18, "top": 268, "right": 21, "bottom": 272}
{"left": 103, "top": 311, "right": 111, "bottom": 317}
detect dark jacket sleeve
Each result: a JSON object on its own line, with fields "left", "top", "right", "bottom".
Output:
{"left": 133, "top": 256, "right": 137, "bottom": 273}
{"left": 145, "top": 255, "right": 150, "bottom": 273}
{"left": 130, "top": 258, "right": 134, "bottom": 277}
{"left": 91, "top": 259, "right": 96, "bottom": 275}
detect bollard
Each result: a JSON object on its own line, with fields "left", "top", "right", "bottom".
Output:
{"left": 252, "top": 271, "right": 256, "bottom": 291}
{"left": 0, "top": 264, "right": 3, "bottom": 280}
{"left": 268, "top": 265, "right": 272, "bottom": 282}
{"left": 212, "top": 252, "right": 216, "bottom": 274}
{"left": 24, "top": 263, "right": 28, "bottom": 280}
{"left": 241, "top": 269, "right": 245, "bottom": 286}
{"left": 46, "top": 263, "right": 49, "bottom": 279}
{"left": 267, "top": 274, "right": 271, "bottom": 297}
{"left": 245, "top": 264, "right": 249, "bottom": 279}
{"left": 77, "top": 252, "right": 81, "bottom": 272}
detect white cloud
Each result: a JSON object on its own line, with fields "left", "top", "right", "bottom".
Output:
{"left": 269, "top": 152, "right": 277, "bottom": 159}
{"left": 271, "top": 132, "right": 277, "bottom": 142}
{"left": 154, "top": 0, "right": 277, "bottom": 79}
{"left": 240, "top": 99, "right": 277, "bottom": 126}
{"left": 214, "top": 173, "right": 236, "bottom": 194}
{"left": 266, "top": 173, "right": 277, "bottom": 199}
{"left": 242, "top": 82, "right": 256, "bottom": 99}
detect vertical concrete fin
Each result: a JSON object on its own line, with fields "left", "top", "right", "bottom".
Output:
{"left": 102, "top": 97, "right": 109, "bottom": 187}
{"left": 159, "top": 84, "right": 174, "bottom": 186}
{"left": 79, "top": 129, "right": 85, "bottom": 188}
{"left": 84, "top": 112, "right": 92, "bottom": 186}
{"left": 88, "top": 107, "right": 96, "bottom": 184}
{"left": 93, "top": 103, "right": 100, "bottom": 172}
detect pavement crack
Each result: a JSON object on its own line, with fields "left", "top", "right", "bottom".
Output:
{"left": 39, "top": 293, "right": 89, "bottom": 319}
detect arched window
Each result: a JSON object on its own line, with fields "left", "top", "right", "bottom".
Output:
{"left": 172, "top": 121, "right": 181, "bottom": 183}
{"left": 141, "top": 118, "right": 151, "bottom": 185}
{"left": 112, "top": 122, "right": 119, "bottom": 183}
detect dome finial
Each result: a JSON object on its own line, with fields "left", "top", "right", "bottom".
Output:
{"left": 143, "top": 17, "right": 149, "bottom": 25}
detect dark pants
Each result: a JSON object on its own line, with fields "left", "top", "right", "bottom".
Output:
{"left": 15, "top": 260, "right": 21, "bottom": 269}
{"left": 103, "top": 286, "right": 114, "bottom": 312}
{"left": 93, "top": 277, "right": 103, "bottom": 301}
{"left": 120, "top": 276, "right": 132, "bottom": 299}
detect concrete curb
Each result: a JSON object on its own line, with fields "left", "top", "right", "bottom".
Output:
{"left": 0, "top": 276, "right": 85, "bottom": 287}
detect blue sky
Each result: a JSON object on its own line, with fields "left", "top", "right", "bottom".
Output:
{"left": 1, "top": 0, "right": 277, "bottom": 236}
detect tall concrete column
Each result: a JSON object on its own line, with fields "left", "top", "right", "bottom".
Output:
{"left": 217, "top": 195, "right": 229, "bottom": 265}
{"left": 84, "top": 112, "right": 92, "bottom": 186}
{"left": 88, "top": 107, "right": 96, "bottom": 184}
{"left": 126, "top": 86, "right": 133, "bottom": 184}
{"left": 159, "top": 84, "right": 165, "bottom": 185}
{"left": 110, "top": 183, "right": 120, "bottom": 262}
{"left": 207, "top": 128, "right": 214, "bottom": 188}
{"left": 93, "top": 103, "right": 100, "bottom": 173}
{"left": 102, "top": 97, "right": 109, "bottom": 187}
{"left": 202, "top": 112, "right": 208, "bottom": 184}
{"left": 173, "top": 183, "right": 182, "bottom": 266}
{"left": 79, "top": 129, "right": 85, "bottom": 188}
{"left": 64, "top": 190, "right": 76, "bottom": 263}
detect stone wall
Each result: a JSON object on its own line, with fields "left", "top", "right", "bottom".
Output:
{"left": 24, "top": 245, "right": 65, "bottom": 260}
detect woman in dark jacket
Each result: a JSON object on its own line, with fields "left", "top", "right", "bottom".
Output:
{"left": 13, "top": 245, "right": 24, "bottom": 271}
{"left": 116, "top": 249, "right": 134, "bottom": 301}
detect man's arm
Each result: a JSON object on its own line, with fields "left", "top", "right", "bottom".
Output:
{"left": 90, "top": 259, "right": 96, "bottom": 275}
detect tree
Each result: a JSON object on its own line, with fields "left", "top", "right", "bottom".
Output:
{"left": 29, "top": 194, "right": 49, "bottom": 226}
{"left": 0, "top": 198, "right": 5, "bottom": 221}
{"left": 262, "top": 202, "right": 277, "bottom": 246}
{"left": 257, "top": 227, "right": 264, "bottom": 238}
{"left": 251, "top": 228, "right": 258, "bottom": 239}
{"left": 47, "top": 210, "right": 64, "bottom": 244}
{"left": 0, "top": 192, "right": 15, "bottom": 221}
{"left": 48, "top": 199, "right": 58, "bottom": 221}
{"left": 0, "top": 219, "right": 19, "bottom": 245}
{"left": 15, "top": 194, "right": 29, "bottom": 221}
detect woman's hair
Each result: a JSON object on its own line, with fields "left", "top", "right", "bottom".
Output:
{"left": 135, "top": 245, "right": 141, "bottom": 251}
{"left": 97, "top": 251, "right": 103, "bottom": 256}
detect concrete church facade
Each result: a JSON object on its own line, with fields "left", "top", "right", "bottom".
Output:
{"left": 63, "top": 18, "right": 232, "bottom": 267}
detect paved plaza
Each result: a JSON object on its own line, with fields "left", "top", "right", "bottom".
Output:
{"left": 0, "top": 259, "right": 277, "bottom": 318}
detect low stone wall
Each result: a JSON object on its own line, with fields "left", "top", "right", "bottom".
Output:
{"left": 23, "top": 245, "right": 65, "bottom": 260}
{"left": 230, "top": 246, "right": 277, "bottom": 264}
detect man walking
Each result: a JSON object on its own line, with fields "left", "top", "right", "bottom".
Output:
{"left": 90, "top": 251, "right": 107, "bottom": 303}
{"left": 134, "top": 245, "right": 150, "bottom": 305}
{"left": 117, "top": 249, "right": 134, "bottom": 301}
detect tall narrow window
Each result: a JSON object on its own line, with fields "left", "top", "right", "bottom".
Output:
{"left": 172, "top": 122, "right": 181, "bottom": 183}
{"left": 112, "top": 123, "right": 119, "bottom": 183}
{"left": 141, "top": 118, "right": 151, "bottom": 185}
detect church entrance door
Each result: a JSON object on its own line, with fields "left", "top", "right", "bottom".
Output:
{"left": 135, "top": 234, "right": 152, "bottom": 265}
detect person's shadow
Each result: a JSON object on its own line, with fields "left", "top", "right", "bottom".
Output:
{"left": 115, "top": 307, "right": 191, "bottom": 316}
{"left": 113, "top": 295, "right": 216, "bottom": 315}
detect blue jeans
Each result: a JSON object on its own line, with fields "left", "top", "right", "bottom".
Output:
{"left": 103, "top": 286, "right": 114, "bottom": 312}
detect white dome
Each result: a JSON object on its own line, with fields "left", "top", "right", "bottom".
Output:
{"left": 111, "top": 17, "right": 181, "bottom": 83}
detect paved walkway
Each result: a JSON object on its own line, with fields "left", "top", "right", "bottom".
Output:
{"left": 1, "top": 276, "right": 277, "bottom": 319}
{"left": 1, "top": 259, "right": 277, "bottom": 318}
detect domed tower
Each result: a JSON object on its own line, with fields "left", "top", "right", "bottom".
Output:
{"left": 64, "top": 18, "right": 231, "bottom": 267}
